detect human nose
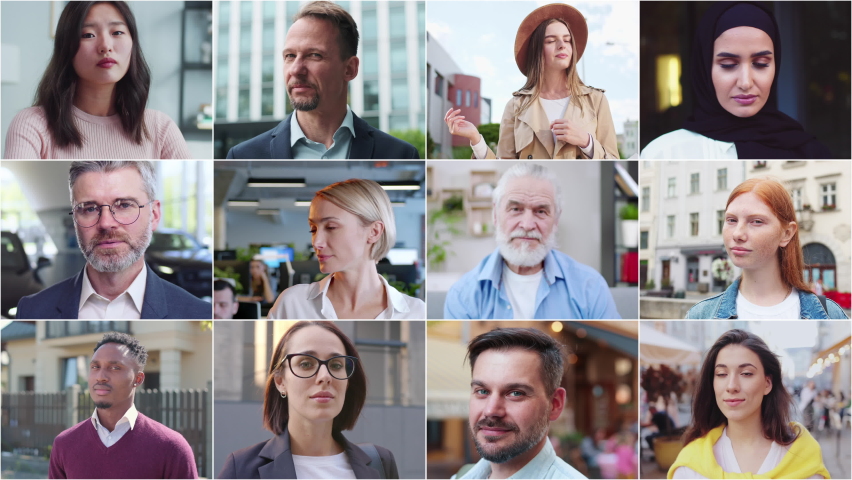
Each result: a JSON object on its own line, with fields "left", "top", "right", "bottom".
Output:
{"left": 737, "top": 66, "right": 753, "bottom": 91}
{"left": 97, "top": 34, "right": 113, "bottom": 54}
{"left": 481, "top": 393, "right": 505, "bottom": 418}
{"left": 517, "top": 209, "right": 537, "bottom": 231}
{"left": 96, "top": 205, "right": 120, "bottom": 229}
{"left": 315, "top": 362, "right": 333, "bottom": 383}
{"left": 288, "top": 55, "right": 307, "bottom": 77}
{"left": 312, "top": 230, "right": 325, "bottom": 250}
{"left": 732, "top": 220, "right": 747, "bottom": 242}
{"left": 726, "top": 374, "right": 740, "bottom": 393}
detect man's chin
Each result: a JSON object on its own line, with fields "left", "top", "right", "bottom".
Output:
{"left": 94, "top": 401, "right": 113, "bottom": 409}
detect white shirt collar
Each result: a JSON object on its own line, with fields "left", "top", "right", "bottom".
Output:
{"left": 79, "top": 264, "right": 147, "bottom": 314}
{"left": 308, "top": 273, "right": 412, "bottom": 318}
{"left": 91, "top": 403, "right": 139, "bottom": 431}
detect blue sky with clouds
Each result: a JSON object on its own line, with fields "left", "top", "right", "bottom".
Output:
{"left": 428, "top": 1, "right": 639, "bottom": 135}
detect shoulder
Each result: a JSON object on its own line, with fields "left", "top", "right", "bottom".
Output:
{"left": 641, "top": 130, "right": 705, "bottom": 157}
{"left": 220, "top": 438, "right": 275, "bottom": 477}
{"left": 276, "top": 283, "right": 316, "bottom": 305}
{"left": 825, "top": 298, "right": 849, "bottom": 319}
{"left": 355, "top": 115, "right": 418, "bottom": 157}
{"left": 370, "top": 444, "right": 398, "bottom": 476}
{"left": 390, "top": 286, "right": 426, "bottom": 319}
{"left": 225, "top": 438, "right": 271, "bottom": 465}
{"left": 53, "top": 419, "right": 92, "bottom": 445}
{"left": 549, "top": 250, "right": 608, "bottom": 290}
{"left": 137, "top": 414, "right": 192, "bottom": 448}
{"left": 9, "top": 107, "right": 49, "bottom": 128}
{"left": 685, "top": 292, "right": 724, "bottom": 319}
{"left": 449, "top": 253, "right": 498, "bottom": 294}
{"left": 268, "top": 283, "right": 319, "bottom": 319}
{"left": 229, "top": 119, "right": 286, "bottom": 159}
{"left": 143, "top": 109, "right": 177, "bottom": 127}
{"left": 149, "top": 273, "right": 211, "bottom": 318}
{"left": 548, "top": 454, "right": 588, "bottom": 479}
{"left": 16, "top": 274, "right": 78, "bottom": 318}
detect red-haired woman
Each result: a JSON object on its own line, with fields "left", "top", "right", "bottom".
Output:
{"left": 687, "top": 178, "right": 847, "bottom": 319}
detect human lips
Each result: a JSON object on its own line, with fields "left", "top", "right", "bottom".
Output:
{"left": 732, "top": 94, "right": 757, "bottom": 105}
{"left": 729, "top": 246, "right": 751, "bottom": 256}
{"left": 310, "top": 391, "right": 335, "bottom": 403}
{"left": 317, "top": 254, "right": 333, "bottom": 262}
{"left": 289, "top": 82, "right": 315, "bottom": 94}
{"left": 93, "top": 384, "right": 112, "bottom": 396}
{"left": 97, "top": 239, "right": 125, "bottom": 248}
{"left": 556, "top": 53, "right": 569, "bottom": 59}
{"left": 97, "top": 57, "right": 117, "bottom": 68}
{"left": 475, "top": 420, "right": 517, "bottom": 439}
{"left": 724, "top": 398, "right": 745, "bottom": 407}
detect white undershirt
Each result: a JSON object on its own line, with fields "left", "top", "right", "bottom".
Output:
{"left": 736, "top": 288, "right": 800, "bottom": 319}
{"left": 672, "top": 427, "right": 823, "bottom": 479}
{"left": 292, "top": 451, "right": 356, "bottom": 479}
{"left": 471, "top": 96, "right": 594, "bottom": 158}
{"left": 501, "top": 262, "right": 542, "bottom": 320}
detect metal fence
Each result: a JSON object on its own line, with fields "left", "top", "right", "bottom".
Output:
{"left": 2, "top": 387, "right": 209, "bottom": 477}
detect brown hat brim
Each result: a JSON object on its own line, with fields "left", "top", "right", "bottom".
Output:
{"left": 514, "top": 3, "right": 588, "bottom": 76}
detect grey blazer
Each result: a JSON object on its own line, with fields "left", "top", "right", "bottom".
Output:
{"left": 218, "top": 426, "right": 398, "bottom": 479}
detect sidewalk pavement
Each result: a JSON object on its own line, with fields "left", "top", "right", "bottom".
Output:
{"left": 0, "top": 452, "right": 49, "bottom": 479}
{"left": 813, "top": 426, "right": 851, "bottom": 479}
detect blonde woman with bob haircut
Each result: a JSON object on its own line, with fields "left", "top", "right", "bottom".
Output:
{"left": 268, "top": 179, "right": 425, "bottom": 319}
{"left": 444, "top": 3, "right": 618, "bottom": 159}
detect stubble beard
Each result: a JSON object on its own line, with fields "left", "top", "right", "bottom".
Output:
{"left": 288, "top": 81, "right": 320, "bottom": 111}
{"left": 471, "top": 414, "right": 551, "bottom": 464}
{"left": 496, "top": 227, "right": 558, "bottom": 268}
{"left": 94, "top": 401, "right": 113, "bottom": 409}
{"left": 77, "top": 214, "right": 153, "bottom": 273}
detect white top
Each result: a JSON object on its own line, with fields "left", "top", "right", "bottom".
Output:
{"left": 471, "top": 96, "right": 593, "bottom": 159}
{"left": 267, "top": 273, "right": 426, "bottom": 319}
{"left": 641, "top": 129, "right": 737, "bottom": 159}
{"left": 292, "top": 451, "right": 356, "bottom": 480}
{"left": 672, "top": 427, "right": 823, "bottom": 479}
{"left": 502, "top": 262, "right": 543, "bottom": 320}
{"left": 78, "top": 265, "right": 147, "bottom": 319}
{"left": 91, "top": 404, "right": 138, "bottom": 448}
{"left": 736, "top": 288, "right": 800, "bottom": 319}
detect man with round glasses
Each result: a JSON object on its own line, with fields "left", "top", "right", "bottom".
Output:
{"left": 15, "top": 161, "right": 211, "bottom": 319}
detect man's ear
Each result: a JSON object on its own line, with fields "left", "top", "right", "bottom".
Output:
{"left": 549, "top": 387, "right": 566, "bottom": 421}
{"left": 134, "top": 371, "right": 145, "bottom": 387}
{"left": 344, "top": 56, "right": 359, "bottom": 82}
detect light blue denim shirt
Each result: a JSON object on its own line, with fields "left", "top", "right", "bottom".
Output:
{"left": 456, "top": 438, "right": 587, "bottom": 479}
{"left": 686, "top": 277, "right": 848, "bottom": 319}
{"left": 290, "top": 106, "right": 355, "bottom": 159}
{"left": 444, "top": 248, "right": 621, "bottom": 319}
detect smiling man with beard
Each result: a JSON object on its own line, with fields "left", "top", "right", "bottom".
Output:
{"left": 48, "top": 332, "right": 197, "bottom": 479}
{"left": 226, "top": 1, "right": 419, "bottom": 159}
{"left": 453, "top": 327, "right": 586, "bottom": 479}
{"left": 15, "top": 161, "right": 211, "bottom": 319}
{"left": 444, "top": 163, "right": 619, "bottom": 319}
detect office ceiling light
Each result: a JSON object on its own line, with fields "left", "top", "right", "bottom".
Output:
{"left": 256, "top": 209, "right": 281, "bottom": 215}
{"left": 228, "top": 200, "right": 260, "bottom": 207}
{"left": 247, "top": 177, "right": 306, "bottom": 187}
{"left": 294, "top": 200, "right": 312, "bottom": 207}
{"left": 379, "top": 180, "right": 421, "bottom": 191}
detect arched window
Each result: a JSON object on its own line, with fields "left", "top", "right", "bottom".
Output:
{"left": 803, "top": 243, "right": 837, "bottom": 290}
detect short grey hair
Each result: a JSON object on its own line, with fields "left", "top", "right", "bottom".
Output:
{"left": 492, "top": 163, "right": 562, "bottom": 216}
{"left": 69, "top": 161, "right": 157, "bottom": 205}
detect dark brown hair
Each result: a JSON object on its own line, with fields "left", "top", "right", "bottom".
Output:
{"left": 293, "top": 1, "right": 359, "bottom": 59}
{"left": 517, "top": 18, "right": 588, "bottom": 116}
{"left": 35, "top": 1, "right": 151, "bottom": 148}
{"left": 683, "top": 329, "right": 798, "bottom": 446}
{"left": 262, "top": 321, "right": 367, "bottom": 435}
{"left": 466, "top": 327, "right": 564, "bottom": 395}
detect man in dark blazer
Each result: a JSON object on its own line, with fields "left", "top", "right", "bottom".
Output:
{"left": 226, "top": 1, "right": 420, "bottom": 160}
{"left": 15, "top": 161, "right": 211, "bottom": 320}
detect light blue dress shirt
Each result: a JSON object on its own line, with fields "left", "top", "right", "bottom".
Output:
{"left": 290, "top": 106, "right": 355, "bottom": 159}
{"left": 457, "top": 438, "right": 587, "bottom": 479}
{"left": 444, "top": 248, "right": 621, "bottom": 319}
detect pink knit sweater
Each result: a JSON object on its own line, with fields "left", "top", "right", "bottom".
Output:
{"left": 4, "top": 106, "right": 191, "bottom": 159}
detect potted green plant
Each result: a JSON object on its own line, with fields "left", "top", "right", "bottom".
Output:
{"left": 641, "top": 365, "right": 686, "bottom": 471}
{"left": 620, "top": 203, "right": 639, "bottom": 248}
{"left": 427, "top": 195, "right": 464, "bottom": 271}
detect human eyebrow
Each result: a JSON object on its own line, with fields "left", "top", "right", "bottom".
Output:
{"left": 308, "top": 216, "right": 340, "bottom": 224}
{"left": 716, "top": 51, "right": 773, "bottom": 59}
{"left": 738, "top": 363, "right": 758, "bottom": 369}
{"left": 504, "top": 382, "right": 535, "bottom": 393}
{"left": 295, "top": 350, "right": 344, "bottom": 357}
{"left": 83, "top": 21, "right": 127, "bottom": 28}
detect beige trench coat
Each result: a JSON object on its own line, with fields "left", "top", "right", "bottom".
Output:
{"left": 482, "top": 85, "right": 619, "bottom": 159}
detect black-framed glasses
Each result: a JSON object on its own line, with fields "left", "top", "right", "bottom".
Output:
{"left": 69, "top": 200, "right": 155, "bottom": 228}
{"left": 280, "top": 354, "right": 358, "bottom": 380}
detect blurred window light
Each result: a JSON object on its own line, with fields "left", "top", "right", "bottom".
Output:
{"left": 656, "top": 54, "right": 682, "bottom": 112}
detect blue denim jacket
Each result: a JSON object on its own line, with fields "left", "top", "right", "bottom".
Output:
{"left": 686, "top": 278, "right": 848, "bottom": 319}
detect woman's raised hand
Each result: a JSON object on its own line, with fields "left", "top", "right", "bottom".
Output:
{"left": 550, "top": 118, "right": 590, "bottom": 148}
{"left": 445, "top": 108, "right": 481, "bottom": 144}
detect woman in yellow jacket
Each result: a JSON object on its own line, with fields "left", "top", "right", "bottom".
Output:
{"left": 445, "top": 3, "right": 618, "bottom": 159}
{"left": 668, "top": 329, "right": 829, "bottom": 479}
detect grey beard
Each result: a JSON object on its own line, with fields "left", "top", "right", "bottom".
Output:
{"left": 471, "top": 414, "right": 550, "bottom": 464}
{"left": 77, "top": 215, "right": 153, "bottom": 273}
{"left": 495, "top": 228, "right": 557, "bottom": 268}
{"left": 290, "top": 93, "right": 320, "bottom": 111}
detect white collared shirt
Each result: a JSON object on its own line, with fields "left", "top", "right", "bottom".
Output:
{"left": 78, "top": 265, "right": 147, "bottom": 319}
{"left": 91, "top": 404, "right": 138, "bottom": 448}
{"left": 267, "top": 273, "right": 425, "bottom": 319}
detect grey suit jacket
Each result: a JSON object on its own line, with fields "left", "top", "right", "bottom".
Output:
{"left": 218, "top": 426, "right": 398, "bottom": 479}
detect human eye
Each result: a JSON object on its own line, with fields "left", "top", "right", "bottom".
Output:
{"left": 90, "top": 364, "right": 99, "bottom": 370}
{"left": 115, "top": 201, "right": 134, "bottom": 210}
{"left": 725, "top": 217, "right": 736, "bottom": 224}
{"left": 329, "top": 358, "right": 345, "bottom": 370}
{"left": 283, "top": 52, "right": 295, "bottom": 61}
{"left": 507, "top": 391, "right": 526, "bottom": 398}
{"left": 309, "top": 227, "right": 317, "bottom": 234}
{"left": 81, "top": 32, "right": 95, "bottom": 39}
{"left": 112, "top": 30, "right": 125, "bottom": 36}
{"left": 473, "top": 388, "right": 489, "bottom": 396}
{"left": 753, "top": 62, "right": 769, "bottom": 68}
{"left": 309, "top": 52, "right": 322, "bottom": 59}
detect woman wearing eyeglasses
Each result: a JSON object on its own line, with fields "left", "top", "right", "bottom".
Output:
{"left": 219, "top": 321, "right": 399, "bottom": 479}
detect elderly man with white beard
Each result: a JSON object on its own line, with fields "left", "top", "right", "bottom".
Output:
{"left": 444, "top": 163, "right": 620, "bottom": 319}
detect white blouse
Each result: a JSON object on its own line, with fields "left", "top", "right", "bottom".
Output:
{"left": 292, "top": 451, "right": 356, "bottom": 479}
{"left": 267, "top": 273, "right": 425, "bottom": 319}
{"left": 641, "top": 129, "right": 737, "bottom": 159}
{"left": 671, "top": 427, "right": 823, "bottom": 479}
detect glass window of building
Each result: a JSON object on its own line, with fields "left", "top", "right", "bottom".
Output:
{"left": 392, "top": 78, "right": 408, "bottom": 110}
{"left": 219, "top": 30, "right": 229, "bottom": 56}
{"left": 791, "top": 188, "right": 802, "bottom": 211}
{"left": 641, "top": 187, "right": 650, "bottom": 211}
{"left": 389, "top": 114, "right": 408, "bottom": 131}
{"left": 717, "top": 168, "right": 727, "bottom": 191}
{"left": 667, "top": 215, "right": 675, "bottom": 238}
{"left": 361, "top": 7, "right": 377, "bottom": 41}
{"left": 262, "top": 55, "right": 274, "bottom": 83}
{"left": 217, "top": 61, "right": 228, "bottom": 88}
{"left": 465, "top": 90, "right": 470, "bottom": 107}
{"left": 474, "top": 91, "right": 478, "bottom": 108}
{"left": 216, "top": 88, "right": 227, "bottom": 119}
{"left": 435, "top": 74, "right": 444, "bottom": 96}
{"left": 263, "top": 25, "right": 275, "bottom": 53}
{"left": 821, "top": 183, "right": 836, "bottom": 207}
{"left": 262, "top": 88, "right": 273, "bottom": 117}
{"left": 690, "top": 173, "right": 699, "bottom": 194}
{"left": 418, "top": 2, "right": 425, "bottom": 36}
{"left": 364, "top": 80, "right": 380, "bottom": 111}
{"left": 363, "top": 48, "right": 378, "bottom": 76}
{"left": 717, "top": 210, "right": 725, "bottom": 234}
{"left": 240, "top": 27, "right": 251, "bottom": 55}
{"left": 239, "top": 58, "right": 250, "bottom": 84}
{"left": 667, "top": 178, "right": 676, "bottom": 197}
{"left": 240, "top": 1, "right": 252, "bottom": 24}
{"left": 389, "top": 4, "right": 406, "bottom": 38}
{"left": 391, "top": 42, "right": 407, "bottom": 73}
{"left": 640, "top": 231, "right": 648, "bottom": 250}
{"left": 690, "top": 213, "right": 699, "bottom": 236}
{"left": 262, "top": 1, "right": 275, "bottom": 20}
{"left": 456, "top": 89, "right": 462, "bottom": 106}
{"left": 238, "top": 89, "right": 250, "bottom": 118}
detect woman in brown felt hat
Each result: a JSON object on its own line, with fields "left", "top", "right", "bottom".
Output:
{"left": 445, "top": 3, "right": 618, "bottom": 159}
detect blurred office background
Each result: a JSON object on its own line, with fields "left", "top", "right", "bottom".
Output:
{"left": 0, "top": 1, "right": 213, "bottom": 158}
{"left": 426, "top": 161, "right": 639, "bottom": 319}
{"left": 213, "top": 0, "right": 426, "bottom": 158}
{"left": 640, "top": 2, "right": 851, "bottom": 158}
{"left": 214, "top": 320, "right": 426, "bottom": 478}
{"left": 427, "top": 320, "right": 639, "bottom": 479}
{"left": 0, "top": 161, "right": 214, "bottom": 319}
{"left": 213, "top": 161, "right": 425, "bottom": 319}
{"left": 1, "top": 320, "right": 214, "bottom": 477}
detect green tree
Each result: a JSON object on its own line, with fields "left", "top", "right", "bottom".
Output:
{"left": 389, "top": 129, "right": 426, "bottom": 159}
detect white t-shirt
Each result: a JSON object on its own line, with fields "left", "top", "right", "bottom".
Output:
{"left": 736, "top": 288, "right": 800, "bottom": 319}
{"left": 502, "top": 262, "right": 543, "bottom": 320}
{"left": 292, "top": 451, "right": 356, "bottom": 479}
{"left": 672, "top": 427, "right": 823, "bottom": 479}
{"left": 641, "top": 129, "right": 737, "bottom": 159}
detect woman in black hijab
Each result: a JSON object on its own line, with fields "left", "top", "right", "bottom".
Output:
{"left": 642, "top": 1, "right": 832, "bottom": 159}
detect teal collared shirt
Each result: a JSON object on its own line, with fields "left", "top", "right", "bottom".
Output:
{"left": 290, "top": 107, "right": 355, "bottom": 159}
{"left": 456, "top": 439, "right": 587, "bottom": 479}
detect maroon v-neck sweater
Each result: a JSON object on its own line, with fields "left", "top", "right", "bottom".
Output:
{"left": 48, "top": 412, "right": 198, "bottom": 479}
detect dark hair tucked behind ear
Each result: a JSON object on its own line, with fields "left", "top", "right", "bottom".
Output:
{"left": 683, "top": 329, "right": 797, "bottom": 446}
{"left": 94, "top": 331, "right": 148, "bottom": 370}
{"left": 35, "top": 1, "right": 151, "bottom": 148}
{"left": 262, "top": 321, "right": 367, "bottom": 436}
